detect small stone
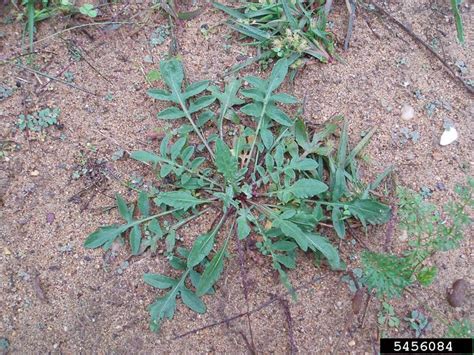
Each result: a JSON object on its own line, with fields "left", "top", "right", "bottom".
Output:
{"left": 46, "top": 213, "right": 55, "bottom": 224}
{"left": 447, "top": 279, "right": 468, "bottom": 307}
{"left": 4, "top": 247, "right": 11, "bottom": 255}
{"left": 30, "top": 170, "right": 40, "bottom": 176}
{"left": 348, "top": 340, "right": 356, "bottom": 347}
{"left": 401, "top": 104, "right": 415, "bottom": 120}
{"left": 440, "top": 126, "right": 458, "bottom": 146}
{"left": 399, "top": 230, "right": 408, "bottom": 241}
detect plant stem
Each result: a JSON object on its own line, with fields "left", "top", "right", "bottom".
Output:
{"left": 172, "top": 207, "right": 211, "bottom": 231}
{"left": 172, "top": 89, "right": 215, "bottom": 159}
{"left": 27, "top": 0, "right": 35, "bottom": 53}
{"left": 148, "top": 154, "right": 223, "bottom": 188}
{"left": 244, "top": 102, "right": 266, "bottom": 169}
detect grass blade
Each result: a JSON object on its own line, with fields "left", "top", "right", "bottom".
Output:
{"left": 450, "top": 0, "right": 465, "bottom": 44}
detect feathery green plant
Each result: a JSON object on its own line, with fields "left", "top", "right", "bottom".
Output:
{"left": 362, "top": 177, "right": 473, "bottom": 298}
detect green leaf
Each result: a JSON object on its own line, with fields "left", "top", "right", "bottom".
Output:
{"left": 171, "top": 137, "right": 187, "bottom": 161}
{"left": 332, "top": 207, "right": 345, "bottom": 239}
{"left": 288, "top": 158, "right": 318, "bottom": 171}
{"left": 116, "top": 194, "right": 132, "bottom": 222}
{"left": 137, "top": 191, "right": 150, "bottom": 217}
{"left": 271, "top": 241, "right": 297, "bottom": 252}
{"left": 347, "top": 199, "right": 391, "bottom": 225}
{"left": 451, "top": 0, "right": 465, "bottom": 44}
{"left": 273, "top": 218, "right": 309, "bottom": 251}
{"left": 274, "top": 254, "right": 296, "bottom": 269}
{"left": 212, "top": 1, "right": 247, "bottom": 20}
{"left": 260, "top": 129, "right": 274, "bottom": 150}
{"left": 146, "top": 69, "right": 161, "bottom": 83}
{"left": 271, "top": 93, "right": 298, "bottom": 104}
{"left": 279, "top": 0, "right": 298, "bottom": 29}
{"left": 215, "top": 138, "right": 238, "bottom": 184}
{"left": 148, "top": 88, "right": 172, "bottom": 101}
{"left": 227, "top": 22, "right": 271, "bottom": 41}
{"left": 294, "top": 119, "right": 309, "bottom": 148}
{"left": 241, "top": 102, "right": 263, "bottom": 117}
{"left": 131, "top": 151, "right": 162, "bottom": 165}
{"left": 160, "top": 59, "right": 184, "bottom": 89}
{"left": 158, "top": 107, "right": 186, "bottom": 120}
{"left": 180, "top": 288, "right": 206, "bottom": 313}
{"left": 189, "top": 95, "right": 216, "bottom": 113}
{"left": 210, "top": 79, "right": 244, "bottom": 137}
{"left": 361, "top": 251, "right": 413, "bottom": 298}
{"left": 416, "top": 266, "right": 437, "bottom": 286}
{"left": 267, "top": 58, "right": 289, "bottom": 92}
{"left": 240, "top": 88, "right": 265, "bottom": 101}
{"left": 155, "top": 191, "right": 207, "bottom": 210}
{"left": 187, "top": 231, "right": 217, "bottom": 268}
{"left": 148, "top": 291, "right": 177, "bottom": 332}
{"left": 196, "top": 244, "right": 227, "bottom": 296}
{"left": 184, "top": 80, "right": 210, "bottom": 99}
{"left": 79, "top": 3, "right": 97, "bottom": 17}
{"left": 144, "top": 273, "right": 178, "bottom": 289}
{"left": 84, "top": 225, "right": 127, "bottom": 249}
{"left": 288, "top": 179, "right": 328, "bottom": 198}
{"left": 305, "top": 233, "right": 342, "bottom": 270}
{"left": 265, "top": 104, "right": 293, "bottom": 126}
{"left": 237, "top": 214, "right": 251, "bottom": 240}
{"left": 130, "top": 225, "right": 142, "bottom": 255}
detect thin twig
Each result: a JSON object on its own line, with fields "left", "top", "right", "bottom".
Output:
{"left": 174, "top": 274, "right": 329, "bottom": 340}
{"left": 16, "top": 64, "right": 99, "bottom": 96}
{"left": 344, "top": 0, "right": 356, "bottom": 50}
{"left": 280, "top": 298, "right": 298, "bottom": 354}
{"left": 359, "top": 290, "right": 373, "bottom": 329}
{"left": 384, "top": 205, "right": 397, "bottom": 252}
{"left": 236, "top": 236, "right": 256, "bottom": 354}
{"left": 367, "top": 1, "right": 473, "bottom": 95}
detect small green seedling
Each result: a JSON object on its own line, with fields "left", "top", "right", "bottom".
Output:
{"left": 445, "top": 319, "right": 472, "bottom": 338}
{"left": 405, "top": 310, "right": 432, "bottom": 337}
{"left": 17, "top": 107, "right": 60, "bottom": 132}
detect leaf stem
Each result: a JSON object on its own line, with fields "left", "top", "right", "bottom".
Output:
{"left": 146, "top": 154, "right": 223, "bottom": 188}
{"left": 244, "top": 101, "right": 267, "bottom": 169}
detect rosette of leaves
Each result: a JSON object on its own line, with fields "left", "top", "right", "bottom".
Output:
{"left": 213, "top": 0, "right": 335, "bottom": 73}
{"left": 84, "top": 58, "right": 391, "bottom": 332}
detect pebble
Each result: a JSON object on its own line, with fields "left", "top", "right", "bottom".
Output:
{"left": 447, "top": 279, "right": 468, "bottom": 307}
{"left": 348, "top": 340, "right": 356, "bottom": 347}
{"left": 30, "top": 170, "right": 40, "bottom": 176}
{"left": 440, "top": 126, "right": 458, "bottom": 146}
{"left": 401, "top": 104, "right": 415, "bottom": 120}
{"left": 4, "top": 247, "right": 11, "bottom": 255}
{"left": 399, "top": 230, "right": 408, "bottom": 241}
{"left": 46, "top": 213, "right": 55, "bottom": 224}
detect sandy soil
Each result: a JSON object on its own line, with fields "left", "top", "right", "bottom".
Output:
{"left": 0, "top": 0, "right": 472, "bottom": 353}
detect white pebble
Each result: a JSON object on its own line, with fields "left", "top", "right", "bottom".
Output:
{"left": 401, "top": 104, "right": 415, "bottom": 120}
{"left": 440, "top": 126, "right": 458, "bottom": 146}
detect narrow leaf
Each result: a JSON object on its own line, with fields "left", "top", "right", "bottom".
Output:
{"left": 144, "top": 273, "right": 178, "bottom": 289}
{"left": 181, "top": 288, "right": 206, "bottom": 313}
{"left": 215, "top": 138, "right": 238, "bottom": 183}
{"left": 196, "top": 244, "right": 227, "bottom": 296}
